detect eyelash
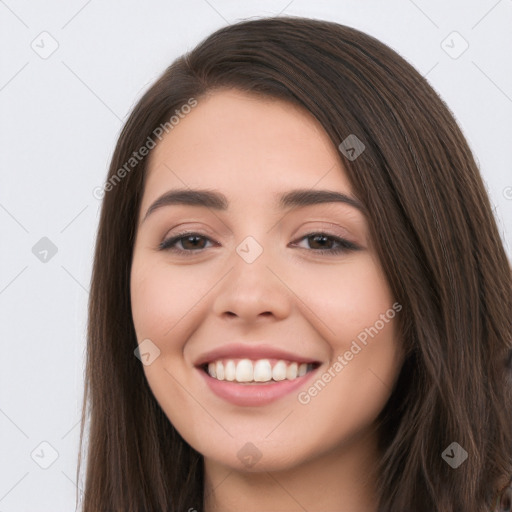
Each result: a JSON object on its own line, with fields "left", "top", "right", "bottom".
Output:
{"left": 158, "top": 231, "right": 359, "bottom": 255}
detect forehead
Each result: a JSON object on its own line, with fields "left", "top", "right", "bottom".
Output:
{"left": 142, "top": 89, "right": 355, "bottom": 209}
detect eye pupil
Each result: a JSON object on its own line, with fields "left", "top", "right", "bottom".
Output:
{"left": 182, "top": 235, "right": 205, "bottom": 250}
{"left": 310, "top": 234, "right": 332, "bottom": 249}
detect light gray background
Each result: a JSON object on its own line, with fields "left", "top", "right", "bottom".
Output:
{"left": 1, "top": 1, "right": 511, "bottom": 510}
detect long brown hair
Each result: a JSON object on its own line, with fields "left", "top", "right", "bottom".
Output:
{"left": 77, "top": 16, "right": 512, "bottom": 511}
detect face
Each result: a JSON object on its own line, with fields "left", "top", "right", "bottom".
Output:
{"left": 130, "top": 89, "right": 404, "bottom": 473}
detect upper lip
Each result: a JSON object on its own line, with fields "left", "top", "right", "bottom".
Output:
{"left": 194, "top": 343, "right": 321, "bottom": 367}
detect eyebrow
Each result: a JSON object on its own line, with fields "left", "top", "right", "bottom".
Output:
{"left": 141, "top": 188, "right": 366, "bottom": 223}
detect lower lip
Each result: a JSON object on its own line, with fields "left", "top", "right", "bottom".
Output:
{"left": 198, "top": 366, "right": 319, "bottom": 406}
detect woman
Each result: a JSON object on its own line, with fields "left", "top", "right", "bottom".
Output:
{"left": 78, "top": 16, "right": 512, "bottom": 511}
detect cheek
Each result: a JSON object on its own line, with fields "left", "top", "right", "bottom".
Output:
{"left": 290, "top": 256, "right": 402, "bottom": 423}
{"left": 130, "top": 260, "right": 213, "bottom": 435}
{"left": 291, "top": 253, "right": 396, "bottom": 343}
{"left": 130, "top": 259, "right": 209, "bottom": 344}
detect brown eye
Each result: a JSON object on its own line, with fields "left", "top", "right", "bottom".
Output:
{"left": 291, "top": 232, "right": 359, "bottom": 255}
{"left": 178, "top": 234, "right": 208, "bottom": 250}
{"left": 159, "top": 232, "right": 214, "bottom": 253}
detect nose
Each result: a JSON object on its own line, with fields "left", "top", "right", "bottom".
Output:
{"left": 212, "top": 243, "right": 292, "bottom": 324}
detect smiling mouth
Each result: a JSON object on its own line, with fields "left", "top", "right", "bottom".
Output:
{"left": 201, "top": 358, "right": 320, "bottom": 384}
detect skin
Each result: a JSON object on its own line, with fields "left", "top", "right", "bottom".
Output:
{"left": 130, "top": 89, "right": 405, "bottom": 512}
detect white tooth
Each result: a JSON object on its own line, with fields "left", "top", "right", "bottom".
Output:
{"left": 253, "top": 359, "right": 272, "bottom": 382}
{"left": 286, "top": 362, "right": 298, "bottom": 380}
{"left": 272, "top": 360, "right": 287, "bottom": 381}
{"left": 298, "top": 363, "right": 308, "bottom": 377}
{"left": 225, "top": 360, "right": 236, "bottom": 381}
{"left": 215, "top": 361, "right": 225, "bottom": 380}
{"left": 236, "top": 359, "right": 253, "bottom": 382}
{"left": 208, "top": 362, "right": 217, "bottom": 378}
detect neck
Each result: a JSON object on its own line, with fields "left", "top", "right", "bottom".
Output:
{"left": 203, "top": 427, "right": 380, "bottom": 512}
